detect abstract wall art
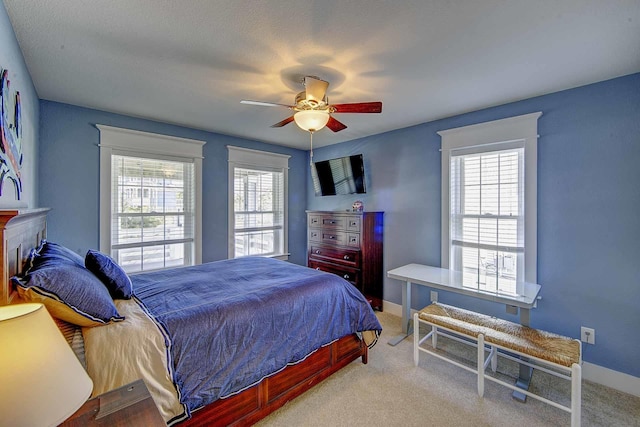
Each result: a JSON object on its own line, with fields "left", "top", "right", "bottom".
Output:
{"left": 0, "top": 68, "right": 23, "bottom": 200}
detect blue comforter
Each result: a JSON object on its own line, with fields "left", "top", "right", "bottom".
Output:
{"left": 132, "top": 257, "right": 382, "bottom": 415}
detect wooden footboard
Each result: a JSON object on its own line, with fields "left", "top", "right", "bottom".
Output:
{"left": 181, "top": 333, "right": 367, "bottom": 427}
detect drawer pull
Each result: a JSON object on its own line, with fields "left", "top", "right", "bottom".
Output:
{"left": 343, "top": 274, "right": 350, "bottom": 280}
{"left": 350, "top": 221, "right": 356, "bottom": 226}
{"left": 343, "top": 255, "right": 350, "bottom": 260}
{"left": 315, "top": 250, "right": 321, "bottom": 254}
{"left": 350, "top": 238, "right": 357, "bottom": 242}
{"left": 328, "top": 235, "right": 335, "bottom": 239}
{"left": 328, "top": 220, "right": 336, "bottom": 224}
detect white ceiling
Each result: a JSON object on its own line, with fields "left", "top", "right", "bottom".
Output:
{"left": 4, "top": 0, "right": 640, "bottom": 150}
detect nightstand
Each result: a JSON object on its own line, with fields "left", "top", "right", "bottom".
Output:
{"left": 60, "top": 379, "right": 165, "bottom": 426}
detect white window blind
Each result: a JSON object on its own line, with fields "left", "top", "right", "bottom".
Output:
{"left": 111, "top": 154, "right": 195, "bottom": 272}
{"left": 232, "top": 167, "right": 284, "bottom": 257}
{"left": 450, "top": 147, "right": 524, "bottom": 294}
{"left": 227, "top": 146, "right": 289, "bottom": 259}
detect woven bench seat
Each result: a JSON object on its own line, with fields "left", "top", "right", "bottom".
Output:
{"left": 414, "top": 303, "right": 582, "bottom": 427}
{"left": 418, "top": 303, "right": 580, "bottom": 367}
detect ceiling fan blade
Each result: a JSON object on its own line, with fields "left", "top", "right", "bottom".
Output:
{"left": 332, "top": 102, "right": 382, "bottom": 113}
{"left": 270, "top": 116, "right": 295, "bottom": 128}
{"left": 241, "top": 100, "right": 293, "bottom": 108}
{"left": 304, "top": 77, "right": 329, "bottom": 103}
{"left": 326, "top": 116, "right": 348, "bottom": 132}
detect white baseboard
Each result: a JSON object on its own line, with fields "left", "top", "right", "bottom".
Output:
{"left": 582, "top": 362, "right": 640, "bottom": 397}
{"left": 382, "top": 299, "right": 404, "bottom": 317}
{"left": 381, "top": 299, "right": 640, "bottom": 397}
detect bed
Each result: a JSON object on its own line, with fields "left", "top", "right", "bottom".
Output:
{"left": 0, "top": 209, "right": 382, "bottom": 426}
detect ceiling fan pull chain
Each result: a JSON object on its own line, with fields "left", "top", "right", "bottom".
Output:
{"left": 309, "top": 131, "right": 314, "bottom": 166}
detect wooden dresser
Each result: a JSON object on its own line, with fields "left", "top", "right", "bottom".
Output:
{"left": 306, "top": 210, "right": 383, "bottom": 310}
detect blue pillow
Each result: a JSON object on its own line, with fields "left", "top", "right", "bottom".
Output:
{"left": 27, "top": 240, "right": 85, "bottom": 271}
{"left": 13, "top": 263, "right": 124, "bottom": 327}
{"left": 85, "top": 250, "right": 133, "bottom": 299}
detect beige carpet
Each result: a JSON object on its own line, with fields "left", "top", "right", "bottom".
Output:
{"left": 256, "top": 311, "right": 640, "bottom": 427}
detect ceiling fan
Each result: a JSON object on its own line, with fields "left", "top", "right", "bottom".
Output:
{"left": 241, "top": 76, "right": 382, "bottom": 133}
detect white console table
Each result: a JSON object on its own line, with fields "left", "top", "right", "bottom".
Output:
{"left": 387, "top": 263, "right": 542, "bottom": 401}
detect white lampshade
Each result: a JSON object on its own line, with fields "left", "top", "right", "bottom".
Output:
{"left": 0, "top": 303, "right": 93, "bottom": 427}
{"left": 294, "top": 110, "right": 330, "bottom": 132}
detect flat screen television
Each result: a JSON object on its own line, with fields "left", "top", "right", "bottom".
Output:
{"left": 311, "top": 154, "right": 366, "bottom": 196}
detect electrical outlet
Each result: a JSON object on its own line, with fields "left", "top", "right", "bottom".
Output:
{"left": 581, "top": 327, "right": 595, "bottom": 345}
{"left": 430, "top": 291, "right": 438, "bottom": 303}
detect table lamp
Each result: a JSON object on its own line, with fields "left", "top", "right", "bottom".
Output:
{"left": 0, "top": 303, "right": 93, "bottom": 427}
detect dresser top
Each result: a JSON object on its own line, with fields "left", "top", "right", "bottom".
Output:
{"left": 306, "top": 210, "right": 383, "bottom": 214}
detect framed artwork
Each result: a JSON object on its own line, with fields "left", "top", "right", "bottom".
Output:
{"left": 0, "top": 68, "right": 23, "bottom": 200}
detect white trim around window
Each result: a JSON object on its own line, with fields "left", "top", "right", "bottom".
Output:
{"left": 438, "top": 112, "right": 541, "bottom": 283}
{"left": 227, "top": 146, "right": 290, "bottom": 260}
{"left": 97, "top": 125, "right": 205, "bottom": 268}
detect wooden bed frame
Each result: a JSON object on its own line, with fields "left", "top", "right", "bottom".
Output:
{"left": 183, "top": 333, "right": 367, "bottom": 427}
{"left": 0, "top": 208, "right": 369, "bottom": 426}
{"left": 0, "top": 208, "right": 50, "bottom": 306}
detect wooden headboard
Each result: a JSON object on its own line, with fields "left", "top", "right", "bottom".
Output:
{"left": 0, "top": 208, "right": 50, "bottom": 305}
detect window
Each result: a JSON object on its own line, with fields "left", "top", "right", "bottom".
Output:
{"left": 227, "top": 146, "right": 289, "bottom": 259}
{"left": 439, "top": 112, "right": 541, "bottom": 292}
{"left": 98, "top": 125, "right": 205, "bottom": 273}
{"left": 110, "top": 155, "right": 194, "bottom": 272}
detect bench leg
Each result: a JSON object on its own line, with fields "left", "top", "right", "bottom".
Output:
{"left": 571, "top": 363, "right": 581, "bottom": 427}
{"left": 477, "top": 334, "right": 485, "bottom": 397}
{"left": 491, "top": 345, "right": 498, "bottom": 372}
{"left": 432, "top": 325, "right": 438, "bottom": 349}
{"left": 413, "top": 313, "right": 419, "bottom": 366}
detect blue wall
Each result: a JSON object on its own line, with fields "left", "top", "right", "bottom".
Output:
{"left": 307, "top": 73, "right": 640, "bottom": 377}
{"left": 7, "top": 0, "right": 639, "bottom": 377}
{"left": 38, "top": 101, "right": 309, "bottom": 266}
{"left": 0, "top": 1, "right": 39, "bottom": 208}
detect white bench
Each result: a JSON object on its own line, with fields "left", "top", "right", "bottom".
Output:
{"left": 414, "top": 303, "right": 582, "bottom": 426}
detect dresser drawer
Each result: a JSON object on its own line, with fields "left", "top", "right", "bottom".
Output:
{"left": 345, "top": 233, "right": 360, "bottom": 247}
{"left": 309, "top": 245, "right": 360, "bottom": 268}
{"left": 308, "top": 228, "right": 322, "bottom": 242}
{"left": 308, "top": 260, "right": 361, "bottom": 289}
{"left": 308, "top": 214, "right": 354, "bottom": 230}
{"left": 308, "top": 215, "right": 323, "bottom": 228}
{"left": 309, "top": 229, "right": 351, "bottom": 246}
{"left": 321, "top": 216, "right": 346, "bottom": 229}
{"left": 309, "top": 229, "right": 360, "bottom": 248}
{"left": 345, "top": 216, "right": 361, "bottom": 232}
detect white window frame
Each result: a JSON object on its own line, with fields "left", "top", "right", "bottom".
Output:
{"left": 227, "top": 146, "right": 290, "bottom": 260}
{"left": 98, "top": 125, "right": 205, "bottom": 268}
{"left": 438, "top": 112, "right": 541, "bottom": 283}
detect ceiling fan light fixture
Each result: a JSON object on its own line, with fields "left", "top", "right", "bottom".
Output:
{"left": 294, "top": 110, "right": 330, "bottom": 132}
{"left": 243, "top": 76, "right": 381, "bottom": 133}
